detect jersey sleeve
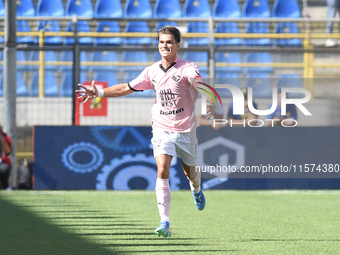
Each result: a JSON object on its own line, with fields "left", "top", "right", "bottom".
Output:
{"left": 128, "top": 67, "right": 154, "bottom": 91}
{"left": 185, "top": 62, "right": 205, "bottom": 88}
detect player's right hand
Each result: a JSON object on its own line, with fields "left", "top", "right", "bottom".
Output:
{"left": 75, "top": 80, "right": 98, "bottom": 103}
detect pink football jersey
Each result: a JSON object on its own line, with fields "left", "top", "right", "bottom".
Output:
{"left": 129, "top": 57, "right": 204, "bottom": 132}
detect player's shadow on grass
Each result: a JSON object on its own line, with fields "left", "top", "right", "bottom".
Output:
{"left": 0, "top": 197, "right": 118, "bottom": 255}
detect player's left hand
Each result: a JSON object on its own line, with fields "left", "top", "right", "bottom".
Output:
{"left": 75, "top": 80, "right": 98, "bottom": 103}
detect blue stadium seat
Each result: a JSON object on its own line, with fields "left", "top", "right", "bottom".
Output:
{"left": 214, "top": 22, "right": 242, "bottom": 46}
{"left": 187, "top": 22, "right": 210, "bottom": 46}
{"left": 153, "top": 21, "right": 178, "bottom": 45}
{"left": 215, "top": 52, "right": 242, "bottom": 73}
{"left": 16, "top": 0, "right": 35, "bottom": 16}
{"left": 16, "top": 20, "right": 34, "bottom": 44}
{"left": 152, "top": 51, "right": 161, "bottom": 62}
{"left": 244, "top": 22, "right": 271, "bottom": 46}
{"left": 213, "top": 0, "right": 241, "bottom": 18}
{"left": 121, "top": 51, "right": 149, "bottom": 72}
{"left": 124, "top": 21, "right": 152, "bottom": 45}
{"left": 0, "top": 72, "right": 29, "bottom": 96}
{"left": 34, "top": 21, "right": 63, "bottom": 45}
{"left": 60, "top": 71, "right": 86, "bottom": 97}
{"left": 66, "top": 0, "right": 93, "bottom": 17}
{"left": 94, "top": 21, "right": 122, "bottom": 46}
{"left": 274, "top": 22, "right": 302, "bottom": 47}
{"left": 36, "top": 0, "right": 64, "bottom": 16}
{"left": 183, "top": 51, "right": 208, "bottom": 72}
{"left": 64, "top": 21, "right": 92, "bottom": 45}
{"left": 272, "top": 0, "right": 301, "bottom": 18}
{"left": 245, "top": 73, "right": 272, "bottom": 98}
{"left": 245, "top": 52, "right": 273, "bottom": 73}
{"left": 16, "top": 71, "right": 29, "bottom": 96}
{"left": 0, "top": 26, "right": 4, "bottom": 44}
{"left": 60, "top": 51, "right": 88, "bottom": 72}
{"left": 124, "top": 0, "right": 152, "bottom": 18}
{"left": 183, "top": 0, "right": 211, "bottom": 17}
{"left": 17, "top": 51, "right": 29, "bottom": 72}
{"left": 29, "top": 71, "right": 59, "bottom": 97}
{"left": 242, "top": 0, "right": 270, "bottom": 18}
{"left": 29, "top": 51, "right": 58, "bottom": 72}
{"left": 215, "top": 73, "right": 241, "bottom": 98}
{"left": 154, "top": 0, "right": 182, "bottom": 18}
{"left": 276, "top": 73, "right": 303, "bottom": 98}
{"left": 90, "top": 51, "right": 119, "bottom": 72}
{"left": 0, "top": 0, "right": 4, "bottom": 16}
{"left": 95, "top": 0, "right": 123, "bottom": 18}
{"left": 0, "top": 51, "right": 3, "bottom": 72}
{"left": 213, "top": 0, "right": 241, "bottom": 46}
{"left": 94, "top": 71, "right": 119, "bottom": 88}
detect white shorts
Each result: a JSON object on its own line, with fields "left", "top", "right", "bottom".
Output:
{"left": 151, "top": 129, "right": 198, "bottom": 166}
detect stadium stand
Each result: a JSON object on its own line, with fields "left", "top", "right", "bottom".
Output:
{"left": 274, "top": 22, "right": 302, "bottom": 46}
{"left": 64, "top": 21, "right": 92, "bottom": 45}
{"left": 17, "top": 51, "right": 29, "bottom": 72}
{"left": 94, "top": 21, "right": 122, "bottom": 46}
{"left": 276, "top": 73, "right": 303, "bottom": 98}
{"left": 244, "top": 22, "right": 271, "bottom": 46}
{"left": 124, "top": 0, "right": 152, "bottom": 18}
{"left": 244, "top": 52, "right": 274, "bottom": 73}
{"left": 16, "top": 0, "right": 35, "bottom": 17}
{"left": 34, "top": 21, "right": 63, "bottom": 45}
{"left": 0, "top": 27, "right": 3, "bottom": 44}
{"left": 94, "top": 0, "right": 123, "bottom": 18}
{"left": 272, "top": 0, "right": 301, "bottom": 18}
{"left": 66, "top": 0, "right": 94, "bottom": 17}
{"left": 29, "top": 51, "right": 58, "bottom": 72}
{"left": 60, "top": 71, "right": 86, "bottom": 97}
{"left": 94, "top": 71, "right": 119, "bottom": 88}
{"left": 0, "top": 0, "right": 4, "bottom": 16}
{"left": 242, "top": 0, "right": 271, "bottom": 18}
{"left": 215, "top": 52, "right": 243, "bottom": 74}
{"left": 0, "top": 72, "right": 29, "bottom": 97}
{"left": 215, "top": 73, "right": 241, "bottom": 98}
{"left": 183, "top": 0, "right": 211, "bottom": 17}
{"left": 213, "top": 0, "right": 242, "bottom": 46}
{"left": 183, "top": 51, "right": 208, "bottom": 72}
{"left": 154, "top": 0, "right": 182, "bottom": 18}
{"left": 0, "top": 51, "right": 2, "bottom": 72}
{"left": 60, "top": 51, "right": 88, "bottom": 72}
{"left": 16, "top": 72, "right": 29, "bottom": 97}
{"left": 36, "top": 0, "right": 64, "bottom": 16}
{"left": 124, "top": 21, "right": 152, "bottom": 45}
{"left": 121, "top": 50, "right": 149, "bottom": 72}
{"left": 187, "top": 21, "right": 210, "bottom": 46}
{"left": 245, "top": 73, "right": 272, "bottom": 98}
{"left": 16, "top": 20, "right": 34, "bottom": 44}
{"left": 29, "top": 71, "right": 59, "bottom": 97}
{"left": 90, "top": 51, "right": 119, "bottom": 72}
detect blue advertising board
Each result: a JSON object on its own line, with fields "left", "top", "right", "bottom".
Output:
{"left": 34, "top": 126, "right": 340, "bottom": 190}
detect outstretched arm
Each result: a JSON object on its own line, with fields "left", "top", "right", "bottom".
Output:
{"left": 76, "top": 80, "right": 134, "bottom": 103}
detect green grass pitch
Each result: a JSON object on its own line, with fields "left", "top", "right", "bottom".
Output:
{"left": 0, "top": 190, "right": 339, "bottom": 255}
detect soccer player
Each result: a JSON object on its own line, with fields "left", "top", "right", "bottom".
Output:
{"left": 76, "top": 26, "right": 215, "bottom": 238}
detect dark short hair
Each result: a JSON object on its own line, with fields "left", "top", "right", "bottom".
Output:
{"left": 158, "top": 26, "right": 181, "bottom": 43}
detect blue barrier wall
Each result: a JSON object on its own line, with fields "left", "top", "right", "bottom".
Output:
{"left": 34, "top": 126, "right": 340, "bottom": 190}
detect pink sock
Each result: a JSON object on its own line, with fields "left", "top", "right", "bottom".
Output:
{"left": 155, "top": 178, "right": 171, "bottom": 223}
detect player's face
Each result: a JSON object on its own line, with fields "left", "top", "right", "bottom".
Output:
{"left": 158, "top": 34, "right": 180, "bottom": 59}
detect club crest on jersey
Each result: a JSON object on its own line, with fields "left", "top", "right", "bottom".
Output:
{"left": 172, "top": 75, "right": 181, "bottom": 82}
